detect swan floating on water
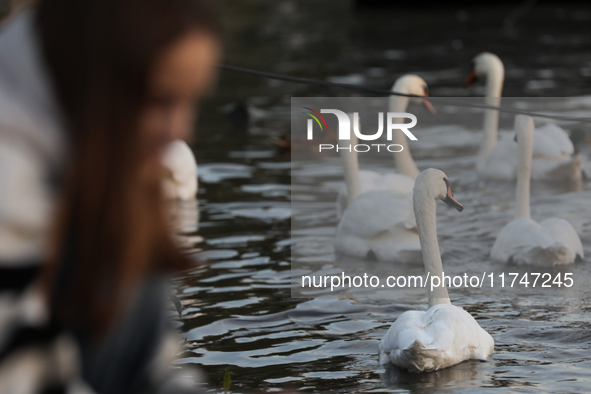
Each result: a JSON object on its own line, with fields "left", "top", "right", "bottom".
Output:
{"left": 378, "top": 169, "right": 494, "bottom": 371}
{"left": 466, "top": 52, "right": 581, "bottom": 182}
{"left": 335, "top": 74, "right": 431, "bottom": 217}
{"left": 334, "top": 126, "right": 420, "bottom": 263}
{"left": 334, "top": 186, "right": 420, "bottom": 263}
{"left": 490, "top": 115, "right": 583, "bottom": 265}
{"left": 379, "top": 168, "right": 494, "bottom": 372}
{"left": 161, "top": 140, "right": 198, "bottom": 201}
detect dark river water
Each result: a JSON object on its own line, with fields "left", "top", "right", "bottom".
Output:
{"left": 172, "top": 1, "right": 591, "bottom": 392}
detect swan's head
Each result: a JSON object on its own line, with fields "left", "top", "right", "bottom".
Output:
{"left": 391, "top": 74, "right": 435, "bottom": 114}
{"left": 414, "top": 168, "right": 464, "bottom": 211}
{"left": 464, "top": 52, "right": 505, "bottom": 88}
{"left": 514, "top": 114, "right": 534, "bottom": 144}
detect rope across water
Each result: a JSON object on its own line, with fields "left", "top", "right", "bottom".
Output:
{"left": 218, "top": 64, "right": 591, "bottom": 124}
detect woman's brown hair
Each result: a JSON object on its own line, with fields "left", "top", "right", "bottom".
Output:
{"left": 35, "top": 0, "right": 219, "bottom": 336}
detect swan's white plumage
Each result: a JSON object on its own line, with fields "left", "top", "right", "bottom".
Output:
{"left": 336, "top": 170, "right": 414, "bottom": 217}
{"left": 491, "top": 217, "right": 582, "bottom": 265}
{"left": 358, "top": 171, "right": 415, "bottom": 195}
{"left": 532, "top": 123, "right": 574, "bottom": 157}
{"left": 479, "top": 131, "right": 578, "bottom": 182}
{"left": 161, "top": 140, "right": 198, "bottom": 200}
{"left": 539, "top": 217, "right": 584, "bottom": 258}
{"left": 470, "top": 52, "right": 580, "bottom": 181}
{"left": 490, "top": 115, "right": 583, "bottom": 265}
{"left": 379, "top": 304, "right": 494, "bottom": 372}
{"left": 477, "top": 132, "right": 518, "bottom": 181}
{"left": 335, "top": 190, "right": 421, "bottom": 263}
{"left": 378, "top": 169, "right": 494, "bottom": 372}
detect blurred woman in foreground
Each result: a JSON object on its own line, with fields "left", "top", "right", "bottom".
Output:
{"left": 0, "top": 0, "right": 220, "bottom": 392}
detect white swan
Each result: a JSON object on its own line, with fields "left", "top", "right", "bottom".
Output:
{"left": 466, "top": 52, "right": 580, "bottom": 181}
{"left": 335, "top": 75, "right": 431, "bottom": 216}
{"left": 161, "top": 140, "right": 198, "bottom": 200}
{"left": 334, "top": 186, "right": 420, "bottom": 263}
{"left": 334, "top": 118, "right": 422, "bottom": 263}
{"left": 379, "top": 168, "right": 494, "bottom": 372}
{"left": 388, "top": 74, "right": 434, "bottom": 179}
{"left": 335, "top": 115, "right": 415, "bottom": 218}
{"left": 490, "top": 115, "right": 583, "bottom": 265}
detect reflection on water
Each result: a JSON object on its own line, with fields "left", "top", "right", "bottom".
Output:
{"left": 382, "top": 361, "right": 493, "bottom": 392}
{"left": 174, "top": 1, "right": 591, "bottom": 392}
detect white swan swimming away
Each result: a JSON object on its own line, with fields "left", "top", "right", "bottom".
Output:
{"left": 490, "top": 115, "right": 583, "bottom": 265}
{"left": 334, "top": 186, "right": 420, "bottom": 264}
{"left": 334, "top": 110, "right": 424, "bottom": 263}
{"left": 161, "top": 140, "right": 198, "bottom": 201}
{"left": 335, "top": 74, "right": 432, "bottom": 216}
{"left": 335, "top": 131, "right": 420, "bottom": 263}
{"left": 379, "top": 169, "right": 494, "bottom": 372}
{"left": 466, "top": 52, "right": 580, "bottom": 181}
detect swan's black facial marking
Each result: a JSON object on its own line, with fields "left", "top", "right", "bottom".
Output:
{"left": 441, "top": 177, "right": 464, "bottom": 212}
{"left": 423, "top": 85, "right": 429, "bottom": 97}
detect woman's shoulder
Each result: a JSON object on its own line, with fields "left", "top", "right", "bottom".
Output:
{"left": 0, "top": 138, "right": 54, "bottom": 263}
{"left": 0, "top": 10, "right": 66, "bottom": 265}
{"left": 0, "top": 9, "right": 66, "bottom": 170}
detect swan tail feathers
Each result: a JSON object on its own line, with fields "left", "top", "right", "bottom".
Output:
{"left": 385, "top": 340, "right": 444, "bottom": 372}
{"left": 511, "top": 244, "right": 573, "bottom": 266}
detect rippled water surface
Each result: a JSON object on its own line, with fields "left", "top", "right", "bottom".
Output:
{"left": 173, "top": 1, "right": 591, "bottom": 392}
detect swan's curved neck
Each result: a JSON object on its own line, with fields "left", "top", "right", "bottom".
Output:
{"left": 485, "top": 66, "right": 504, "bottom": 98}
{"left": 340, "top": 131, "right": 361, "bottom": 205}
{"left": 515, "top": 132, "right": 532, "bottom": 219}
{"left": 477, "top": 67, "right": 504, "bottom": 171}
{"left": 390, "top": 96, "right": 420, "bottom": 179}
{"left": 413, "top": 193, "right": 451, "bottom": 307}
{"left": 477, "top": 96, "right": 501, "bottom": 171}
